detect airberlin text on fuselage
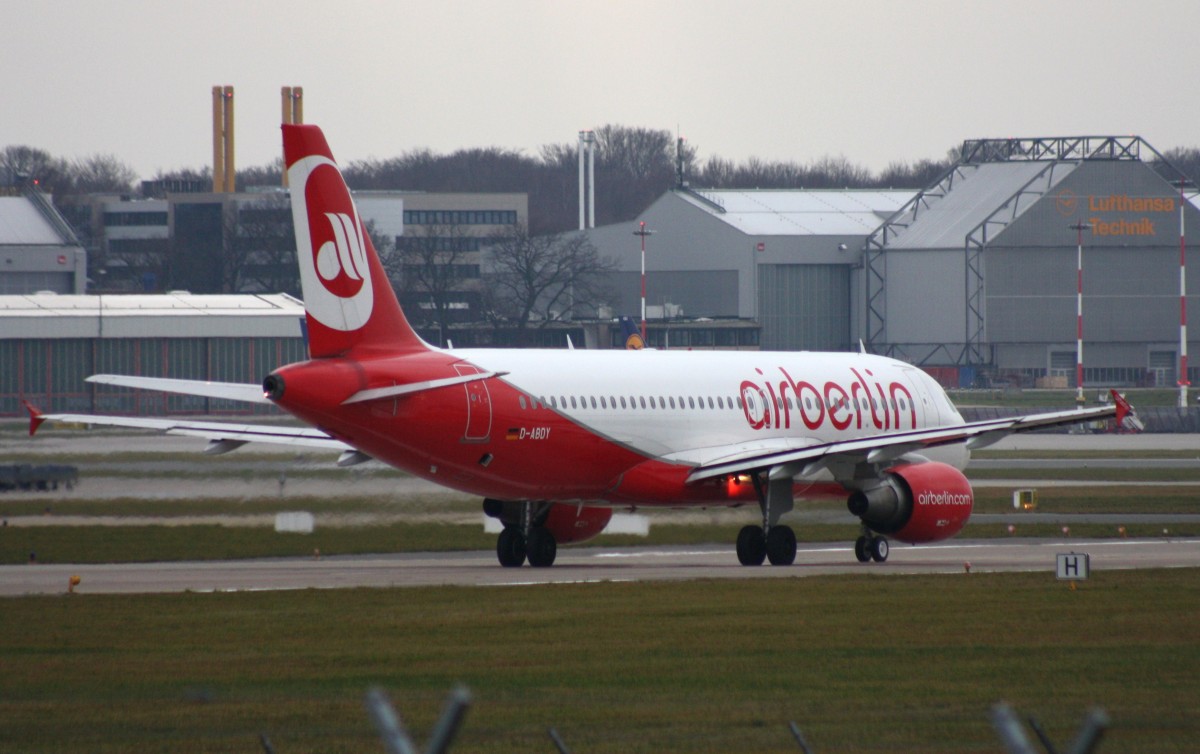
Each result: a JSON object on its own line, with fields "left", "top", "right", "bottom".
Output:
{"left": 740, "top": 366, "right": 917, "bottom": 433}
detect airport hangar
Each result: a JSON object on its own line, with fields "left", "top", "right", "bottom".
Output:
{"left": 5, "top": 135, "right": 1200, "bottom": 418}
{"left": 589, "top": 136, "right": 1200, "bottom": 389}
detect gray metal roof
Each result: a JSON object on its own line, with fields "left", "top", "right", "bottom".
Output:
{"left": 0, "top": 196, "right": 64, "bottom": 245}
{"left": 0, "top": 292, "right": 306, "bottom": 339}
{"left": 680, "top": 189, "right": 914, "bottom": 236}
{"left": 883, "top": 161, "right": 1079, "bottom": 249}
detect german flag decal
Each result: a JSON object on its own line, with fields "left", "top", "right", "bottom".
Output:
{"left": 506, "top": 428, "right": 521, "bottom": 441}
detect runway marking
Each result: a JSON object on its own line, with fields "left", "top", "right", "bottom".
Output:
{"left": 485, "top": 579, "right": 637, "bottom": 587}
{"left": 592, "top": 550, "right": 728, "bottom": 559}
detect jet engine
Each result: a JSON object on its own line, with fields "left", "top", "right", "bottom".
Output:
{"left": 543, "top": 503, "right": 614, "bottom": 544}
{"left": 847, "top": 462, "right": 973, "bottom": 544}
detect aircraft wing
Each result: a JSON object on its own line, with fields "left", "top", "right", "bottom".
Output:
{"left": 25, "top": 406, "right": 350, "bottom": 453}
{"left": 686, "top": 390, "right": 1136, "bottom": 484}
{"left": 26, "top": 370, "right": 512, "bottom": 459}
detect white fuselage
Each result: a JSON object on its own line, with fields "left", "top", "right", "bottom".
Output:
{"left": 452, "top": 347, "right": 970, "bottom": 471}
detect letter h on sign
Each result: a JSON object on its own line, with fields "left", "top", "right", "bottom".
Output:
{"left": 1056, "top": 552, "right": 1090, "bottom": 580}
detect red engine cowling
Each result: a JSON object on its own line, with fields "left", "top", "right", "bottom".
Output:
{"left": 846, "top": 462, "right": 973, "bottom": 544}
{"left": 543, "top": 503, "right": 614, "bottom": 544}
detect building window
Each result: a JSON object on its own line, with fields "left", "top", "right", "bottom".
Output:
{"left": 403, "top": 210, "right": 518, "bottom": 225}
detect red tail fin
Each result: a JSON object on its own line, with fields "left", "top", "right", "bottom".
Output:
{"left": 22, "top": 400, "right": 46, "bottom": 436}
{"left": 282, "top": 124, "right": 427, "bottom": 358}
{"left": 1110, "top": 389, "right": 1142, "bottom": 432}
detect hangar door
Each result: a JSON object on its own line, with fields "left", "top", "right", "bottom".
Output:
{"left": 758, "top": 264, "right": 850, "bottom": 351}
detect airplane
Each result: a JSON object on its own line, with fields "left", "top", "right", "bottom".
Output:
{"left": 26, "top": 123, "right": 1139, "bottom": 568}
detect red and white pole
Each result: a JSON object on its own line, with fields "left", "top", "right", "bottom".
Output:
{"left": 1177, "top": 179, "right": 1191, "bottom": 411}
{"left": 634, "top": 222, "right": 654, "bottom": 342}
{"left": 1070, "top": 223, "right": 1091, "bottom": 405}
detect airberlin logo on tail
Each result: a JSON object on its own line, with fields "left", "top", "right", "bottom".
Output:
{"left": 288, "top": 155, "right": 374, "bottom": 332}
{"left": 316, "top": 210, "right": 368, "bottom": 294}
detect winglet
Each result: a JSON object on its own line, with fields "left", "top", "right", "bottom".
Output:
{"left": 22, "top": 401, "right": 46, "bottom": 436}
{"left": 1110, "top": 390, "right": 1138, "bottom": 431}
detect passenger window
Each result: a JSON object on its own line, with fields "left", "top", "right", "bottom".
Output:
{"left": 590, "top": 396, "right": 597, "bottom": 409}
{"left": 640, "top": 396, "right": 647, "bottom": 409}
{"left": 669, "top": 397, "right": 676, "bottom": 409}
{"left": 570, "top": 396, "right": 577, "bottom": 409}
{"left": 518, "top": 396, "right": 527, "bottom": 410}
{"left": 688, "top": 397, "right": 695, "bottom": 409}
{"left": 620, "top": 396, "right": 627, "bottom": 409}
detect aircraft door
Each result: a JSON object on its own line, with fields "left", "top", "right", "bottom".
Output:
{"left": 455, "top": 364, "right": 493, "bottom": 442}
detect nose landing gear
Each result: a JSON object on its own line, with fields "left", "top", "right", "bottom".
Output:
{"left": 854, "top": 532, "right": 890, "bottom": 563}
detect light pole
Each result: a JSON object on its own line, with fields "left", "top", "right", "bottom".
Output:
{"left": 1070, "top": 222, "right": 1092, "bottom": 406}
{"left": 1173, "top": 179, "right": 1194, "bottom": 413}
{"left": 633, "top": 222, "right": 655, "bottom": 341}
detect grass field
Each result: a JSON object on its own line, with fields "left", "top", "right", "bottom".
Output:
{"left": 3, "top": 427, "right": 1200, "bottom": 751}
{"left": 3, "top": 570, "right": 1198, "bottom": 753}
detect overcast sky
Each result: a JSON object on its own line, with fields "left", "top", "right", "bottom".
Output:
{"left": 6, "top": 0, "right": 1198, "bottom": 180}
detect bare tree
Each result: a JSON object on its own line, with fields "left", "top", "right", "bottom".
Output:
{"left": 229, "top": 194, "right": 297, "bottom": 295}
{"left": 1, "top": 145, "right": 70, "bottom": 194}
{"left": 69, "top": 154, "right": 138, "bottom": 195}
{"left": 382, "top": 222, "right": 479, "bottom": 347}
{"left": 237, "top": 160, "right": 284, "bottom": 191}
{"left": 482, "top": 223, "right": 615, "bottom": 344}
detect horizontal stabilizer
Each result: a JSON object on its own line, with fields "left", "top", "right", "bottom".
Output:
{"left": 86, "top": 375, "right": 268, "bottom": 404}
{"left": 28, "top": 412, "right": 349, "bottom": 452}
{"left": 342, "top": 371, "right": 507, "bottom": 405}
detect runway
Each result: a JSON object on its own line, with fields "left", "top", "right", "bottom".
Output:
{"left": 2, "top": 537, "right": 1197, "bottom": 596}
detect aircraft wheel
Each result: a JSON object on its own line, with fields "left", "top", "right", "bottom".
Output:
{"left": 736, "top": 525, "right": 767, "bottom": 566}
{"left": 765, "top": 525, "right": 797, "bottom": 566}
{"left": 870, "top": 536, "right": 890, "bottom": 563}
{"left": 526, "top": 527, "right": 558, "bottom": 568}
{"left": 854, "top": 536, "right": 872, "bottom": 563}
{"left": 497, "top": 527, "right": 527, "bottom": 567}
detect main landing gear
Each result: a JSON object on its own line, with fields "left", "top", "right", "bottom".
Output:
{"left": 487, "top": 499, "right": 558, "bottom": 568}
{"left": 737, "top": 474, "right": 798, "bottom": 566}
{"left": 497, "top": 525, "right": 557, "bottom": 568}
{"left": 736, "top": 523, "right": 798, "bottom": 566}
